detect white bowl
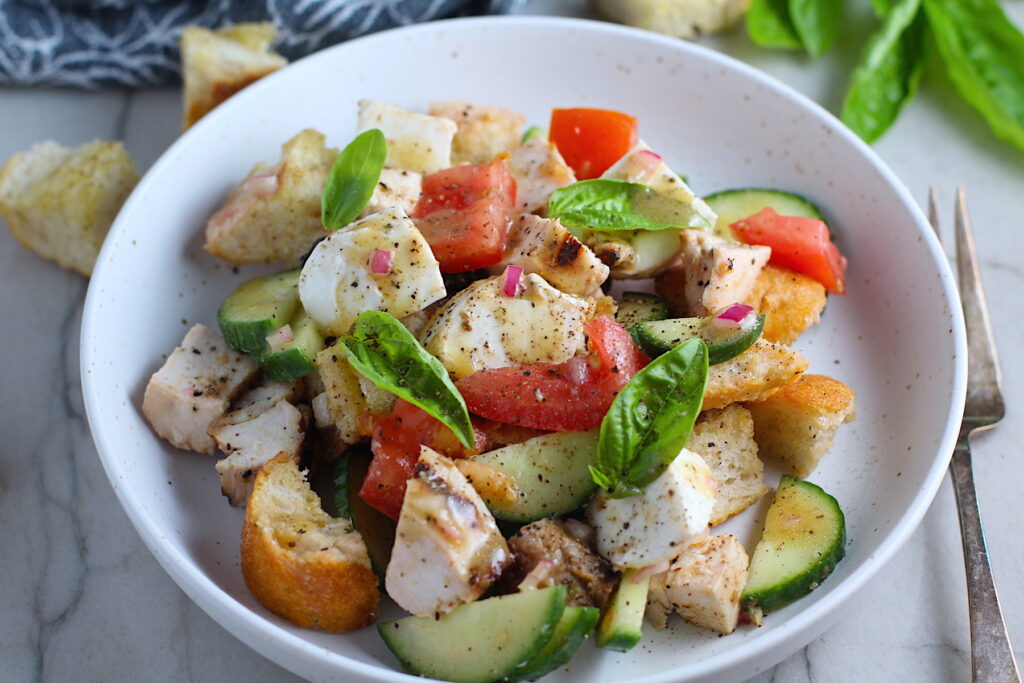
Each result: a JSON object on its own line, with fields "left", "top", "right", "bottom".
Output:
{"left": 81, "top": 16, "right": 966, "bottom": 683}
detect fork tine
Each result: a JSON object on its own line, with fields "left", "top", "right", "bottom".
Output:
{"left": 955, "top": 187, "right": 1004, "bottom": 403}
{"left": 928, "top": 186, "right": 943, "bottom": 245}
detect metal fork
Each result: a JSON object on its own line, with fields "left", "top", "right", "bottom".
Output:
{"left": 929, "top": 187, "right": 1020, "bottom": 683}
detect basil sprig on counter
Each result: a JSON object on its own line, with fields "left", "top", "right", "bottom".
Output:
{"left": 321, "top": 128, "right": 387, "bottom": 231}
{"left": 340, "top": 311, "right": 475, "bottom": 449}
{"left": 590, "top": 338, "right": 710, "bottom": 498}
{"left": 548, "top": 179, "right": 711, "bottom": 233}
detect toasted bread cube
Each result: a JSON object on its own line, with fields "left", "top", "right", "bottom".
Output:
{"left": 204, "top": 129, "right": 336, "bottom": 265}
{"left": 429, "top": 100, "right": 525, "bottom": 164}
{"left": 241, "top": 454, "right": 378, "bottom": 632}
{"left": 311, "top": 345, "right": 369, "bottom": 448}
{"left": 362, "top": 168, "right": 423, "bottom": 218}
{"left": 590, "top": 0, "right": 749, "bottom": 39}
{"left": 744, "top": 265, "right": 827, "bottom": 345}
{"left": 142, "top": 324, "right": 259, "bottom": 454}
{"left": 687, "top": 405, "right": 768, "bottom": 525}
{"left": 646, "top": 534, "right": 749, "bottom": 634}
{"left": 508, "top": 137, "right": 577, "bottom": 214}
{"left": 703, "top": 339, "right": 807, "bottom": 411}
{"left": 746, "top": 374, "right": 856, "bottom": 477}
{"left": 181, "top": 23, "right": 288, "bottom": 130}
{"left": 357, "top": 100, "right": 456, "bottom": 174}
{"left": 0, "top": 140, "right": 138, "bottom": 276}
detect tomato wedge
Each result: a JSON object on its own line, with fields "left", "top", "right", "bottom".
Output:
{"left": 412, "top": 158, "right": 517, "bottom": 273}
{"left": 550, "top": 108, "right": 639, "bottom": 180}
{"left": 359, "top": 400, "right": 487, "bottom": 519}
{"left": 731, "top": 208, "right": 848, "bottom": 295}
{"left": 456, "top": 316, "right": 649, "bottom": 431}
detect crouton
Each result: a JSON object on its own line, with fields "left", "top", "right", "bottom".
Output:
{"left": 357, "top": 100, "right": 456, "bottom": 174}
{"left": 0, "top": 140, "right": 138, "bottom": 276}
{"left": 703, "top": 339, "right": 807, "bottom": 411}
{"left": 429, "top": 100, "right": 525, "bottom": 164}
{"left": 142, "top": 324, "right": 259, "bottom": 454}
{"left": 590, "top": 0, "right": 750, "bottom": 39}
{"left": 745, "top": 374, "right": 856, "bottom": 477}
{"left": 204, "top": 129, "right": 335, "bottom": 265}
{"left": 241, "top": 454, "right": 378, "bottom": 632}
{"left": 362, "top": 168, "right": 422, "bottom": 218}
{"left": 311, "top": 345, "right": 369, "bottom": 449}
{"left": 508, "top": 137, "right": 577, "bottom": 214}
{"left": 686, "top": 405, "right": 768, "bottom": 525}
{"left": 744, "top": 265, "right": 827, "bottom": 345}
{"left": 646, "top": 534, "right": 749, "bottom": 634}
{"left": 181, "top": 23, "right": 288, "bottom": 130}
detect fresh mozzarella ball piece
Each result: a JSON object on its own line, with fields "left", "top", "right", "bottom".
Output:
{"left": 299, "top": 206, "right": 445, "bottom": 336}
{"left": 357, "top": 100, "right": 457, "bottom": 174}
{"left": 587, "top": 448, "right": 717, "bottom": 569}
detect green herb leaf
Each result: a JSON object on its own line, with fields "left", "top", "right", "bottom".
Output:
{"left": 924, "top": 0, "right": 1024, "bottom": 153}
{"left": 869, "top": 0, "right": 894, "bottom": 16}
{"left": 321, "top": 128, "right": 388, "bottom": 231}
{"left": 548, "top": 179, "right": 712, "bottom": 232}
{"left": 592, "top": 338, "right": 709, "bottom": 497}
{"left": 748, "top": 0, "right": 804, "bottom": 49}
{"left": 789, "top": 0, "right": 844, "bottom": 57}
{"left": 521, "top": 125, "right": 546, "bottom": 143}
{"left": 334, "top": 457, "right": 352, "bottom": 521}
{"left": 340, "top": 310, "right": 475, "bottom": 449}
{"left": 842, "top": 0, "right": 927, "bottom": 143}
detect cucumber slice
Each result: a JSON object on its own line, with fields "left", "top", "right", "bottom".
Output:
{"left": 217, "top": 269, "right": 301, "bottom": 352}
{"left": 378, "top": 585, "right": 568, "bottom": 683}
{"left": 704, "top": 189, "right": 823, "bottom": 241}
{"left": 615, "top": 292, "right": 669, "bottom": 327}
{"left": 596, "top": 569, "right": 648, "bottom": 652}
{"left": 257, "top": 310, "right": 324, "bottom": 381}
{"left": 510, "top": 606, "right": 599, "bottom": 681}
{"left": 470, "top": 431, "right": 599, "bottom": 523}
{"left": 342, "top": 449, "right": 395, "bottom": 577}
{"left": 633, "top": 314, "right": 765, "bottom": 365}
{"left": 741, "top": 475, "right": 846, "bottom": 620}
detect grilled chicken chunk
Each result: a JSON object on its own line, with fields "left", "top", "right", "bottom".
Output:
{"left": 142, "top": 324, "right": 258, "bottom": 454}
{"left": 493, "top": 214, "right": 609, "bottom": 296}
{"left": 385, "top": 447, "right": 511, "bottom": 617}
{"left": 508, "top": 136, "right": 577, "bottom": 214}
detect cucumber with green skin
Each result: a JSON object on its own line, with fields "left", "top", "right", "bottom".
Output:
{"left": 704, "top": 189, "right": 823, "bottom": 241}
{"left": 596, "top": 569, "right": 648, "bottom": 652}
{"left": 378, "top": 586, "right": 568, "bottom": 683}
{"left": 470, "top": 430, "right": 599, "bottom": 524}
{"left": 741, "top": 475, "right": 846, "bottom": 620}
{"left": 257, "top": 309, "right": 324, "bottom": 381}
{"left": 217, "top": 269, "right": 301, "bottom": 352}
{"left": 632, "top": 314, "right": 765, "bottom": 365}
{"left": 615, "top": 292, "right": 669, "bottom": 327}
{"left": 509, "top": 606, "right": 599, "bottom": 681}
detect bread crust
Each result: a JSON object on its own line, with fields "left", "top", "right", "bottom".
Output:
{"left": 744, "top": 265, "right": 827, "bottom": 345}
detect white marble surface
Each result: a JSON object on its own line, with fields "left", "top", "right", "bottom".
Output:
{"left": 1, "top": 1, "right": 1022, "bottom": 681}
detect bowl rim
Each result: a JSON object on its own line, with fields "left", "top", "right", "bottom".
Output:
{"left": 81, "top": 14, "right": 968, "bottom": 682}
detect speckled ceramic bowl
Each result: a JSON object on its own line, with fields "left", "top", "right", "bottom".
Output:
{"left": 81, "top": 16, "right": 967, "bottom": 683}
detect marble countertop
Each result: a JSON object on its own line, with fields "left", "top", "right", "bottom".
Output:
{"left": 2, "top": 1, "right": 1022, "bottom": 681}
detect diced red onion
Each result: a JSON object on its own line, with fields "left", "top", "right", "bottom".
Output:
{"left": 502, "top": 265, "right": 525, "bottom": 297}
{"left": 518, "top": 559, "right": 555, "bottom": 591}
{"left": 563, "top": 518, "right": 595, "bottom": 545}
{"left": 265, "top": 324, "right": 294, "bottom": 352}
{"left": 633, "top": 559, "right": 671, "bottom": 583}
{"left": 711, "top": 303, "right": 755, "bottom": 330}
{"left": 369, "top": 249, "right": 394, "bottom": 275}
{"left": 243, "top": 173, "right": 279, "bottom": 198}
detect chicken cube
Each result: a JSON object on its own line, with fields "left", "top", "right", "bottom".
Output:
{"left": 508, "top": 137, "right": 577, "bottom": 214}
{"left": 142, "top": 324, "right": 258, "bottom": 454}
{"left": 357, "top": 100, "right": 456, "bottom": 174}
{"left": 429, "top": 100, "right": 525, "bottom": 164}
{"left": 493, "top": 214, "right": 609, "bottom": 296}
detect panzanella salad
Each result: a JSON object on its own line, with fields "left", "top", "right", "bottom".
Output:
{"left": 141, "top": 100, "right": 856, "bottom": 681}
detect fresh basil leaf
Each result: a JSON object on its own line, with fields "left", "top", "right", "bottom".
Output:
{"left": 748, "top": 0, "right": 804, "bottom": 49}
{"left": 334, "top": 457, "right": 352, "bottom": 521}
{"left": 340, "top": 311, "right": 475, "bottom": 449}
{"left": 869, "top": 0, "right": 894, "bottom": 16}
{"left": 924, "top": 0, "right": 1024, "bottom": 153}
{"left": 548, "top": 179, "right": 711, "bottom": 232}
{"left": 321, "top": 128, "right": 387, "bottom": 231}
{"left": 789, "top": 0, "right": 844, "bottom": 57}
{"left": 521, "top": 125, "right": 546, "bottom": 143}
{"left": 591, "top": 338, "right": 709, "bottom": 498}
{"left": 842, "top": 0, "right": 927, "bottom": 143}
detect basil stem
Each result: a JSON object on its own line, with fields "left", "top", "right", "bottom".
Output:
{"left": 340, "top": 311, "right": 475, "bottom": 449}
{"left": 548, "top": 178, "right": 710, "bottom": 232}
{"left": 321, "top": 128, "right": 387, "bottom": 231}
{"left": 591, "top": 338, "right": 709, "bottom": 498}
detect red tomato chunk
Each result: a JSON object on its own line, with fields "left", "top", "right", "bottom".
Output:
{"left": 550, "top": 108, "right": 639, "bottom": 180}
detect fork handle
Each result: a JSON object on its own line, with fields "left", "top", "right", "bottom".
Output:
{"left": 950, "top": 439, "right": 1021, "bottom": 683}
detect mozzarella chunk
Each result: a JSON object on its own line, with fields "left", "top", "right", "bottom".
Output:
{"left": 421, "top": 273, "right": 594, "bottom": 379}
{"left": 586, "top": 448, "right": 716, "bottom": 569}
{"left": 142, "top": 324, "right": 258, "bottom": 454}
{"left": 361, "top": 168, "right": 422, "bottom": 218}
{"left": 508, "top": 137, "right": 577, "bottom": 214}
{"left": 386, "top": 447, "right": 511, "bottom": 617}
{"left": 493, "top": 214, "right": 609, "bottom": 296}
{"left": 357, "top": 100, "right": 456, "bottom": 174}
{"left": 657, "top": 230, "right": 771, "bottom": 317}
{"left": 299, "top": 206, "right": 446, "bottom": 336}
{"left": 429, "top": 100, "right": 525, "bottom": 164}
{"left": 645, "top": 534, "right": 749, "bottom": 634}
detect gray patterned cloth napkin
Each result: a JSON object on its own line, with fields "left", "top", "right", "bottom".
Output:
{"left": 0, "top": 0, "right": 522, "bottom": 88}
